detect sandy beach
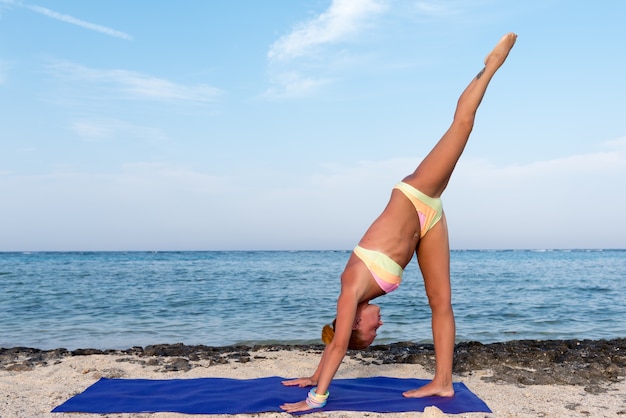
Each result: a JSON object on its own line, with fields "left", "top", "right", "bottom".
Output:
{"left": 1, "top": 340, "right": 624, "bottom": 418}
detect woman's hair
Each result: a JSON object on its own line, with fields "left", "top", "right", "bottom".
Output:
{"left": 321, "top": 319, "right": 370, "bottom": 350}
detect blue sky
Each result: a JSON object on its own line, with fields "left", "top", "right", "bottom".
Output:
{"left": 1, "top": 0, "right": 625, "bottom": 251}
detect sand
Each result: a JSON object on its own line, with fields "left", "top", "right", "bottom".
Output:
{"left": 1, "top": 344, "right": 625, "bottom": 418}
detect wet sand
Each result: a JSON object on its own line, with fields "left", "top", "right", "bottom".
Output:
{"left": 1, "top": 338, "right": 625, "bottom": 417}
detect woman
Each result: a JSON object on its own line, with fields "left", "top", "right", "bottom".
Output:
{"left": 281, "top": 33, "right": 517, "bottom": 412}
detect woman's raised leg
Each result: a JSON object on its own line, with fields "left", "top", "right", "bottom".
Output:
{"left": 403, "top": 33, "right": 517, "bottom": 398}
{"left": 404, "top": 33, "right": 517, "bottom": 198}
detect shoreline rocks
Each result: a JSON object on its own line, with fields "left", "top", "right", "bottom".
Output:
{"left": 2, "top": 338, "right": 624, "bottom": 392}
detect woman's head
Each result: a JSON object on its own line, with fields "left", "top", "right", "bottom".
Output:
{"left": 322, "top": 302, "right": 383, "bottom": 350}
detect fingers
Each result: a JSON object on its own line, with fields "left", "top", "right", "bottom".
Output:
{"left": 279, "top": 381, "right": 316, "bottom": 412}
{"left": 281, "top": 378, "right": 312, "bottom": 387}
{"left": 280, "top": 401, "right": 312, "bottom": 413}
{"left": 281, "top": 379, "right": 304, "bottom": 387}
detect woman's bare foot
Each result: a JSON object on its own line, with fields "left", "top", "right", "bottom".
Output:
{"left": 402, "top": 380, "right": 455, "bottom": 398}
{"left": 484, "top": 32, "right": 517, "bottom": 70}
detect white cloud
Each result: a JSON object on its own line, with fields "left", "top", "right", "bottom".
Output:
{"left": 70, "top": 119, "right": 169, "bottom": 143}
{"left": 0, "top": 163, "right": 241, "bottom": 251}
{"left": 456, "top": 146, "right": 625, "bottom": 188}
{"left": 286, "top": 137, "right": 626, "bottom": 249}
{"left": 414, "top": 1, "right": 460, "bottom": 17}
{"left": 605, "top": 135, "right": 626, "bottom": 150}
{"left": 26, "top": 4, "right": 132, "bottom": 40}
{"left": 443, "top": 138, "right": 626, "bottom": 248}
{"left": 265, "top": 0, "right": 387, "bottom": 98}
{"left": 0, "top": 0, "right": 17, "bottom": 11}
{"left": 268, "top": 0, "right": 387, "bottom": 61}
{"left": 2, "top": 137, "right": 625, "bottom": 251}
{"left": 264, "top": 71, "right": 331, "bottom": 99}
{"left": 47, "top": 60, "right": 222, "bottom": 104}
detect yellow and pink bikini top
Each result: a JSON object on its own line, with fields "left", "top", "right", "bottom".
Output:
{"left": 353, "top": 245, "right": 403, "bottom": 294}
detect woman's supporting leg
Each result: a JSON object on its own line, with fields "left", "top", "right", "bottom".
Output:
{"left": 404, "top": 33, "right": 517, "bottom": 198}
{"left": 403, "top": 214, "right": 455, "bottom": 398}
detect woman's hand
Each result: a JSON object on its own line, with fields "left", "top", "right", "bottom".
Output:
{"left": 280, "top": 399, "right": 313, "bottom": 413}
{"left": 281, "top": 377, "right": 317, "bottom": 387}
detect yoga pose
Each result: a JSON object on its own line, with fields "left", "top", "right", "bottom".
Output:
{"left": 280, "top": 33, "right": 517, "bottom": 412}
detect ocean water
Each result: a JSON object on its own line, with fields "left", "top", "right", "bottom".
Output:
{"left": 0, "top": 250, "right": 624, "bottom": 350}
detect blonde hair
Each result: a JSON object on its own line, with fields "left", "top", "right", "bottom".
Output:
{"left": 321, "top": 320, "right": 370, "bottom": 350}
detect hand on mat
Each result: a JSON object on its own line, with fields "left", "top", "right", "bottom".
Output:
{"left": 281, "top": 377, "right": 316, "bottom": 387}
{"left": 280, "top": 399, "right": 311, "bottom": 413}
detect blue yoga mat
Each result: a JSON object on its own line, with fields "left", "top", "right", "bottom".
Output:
{"left": 52, "top": 376, "right": 491, "bottom": 414}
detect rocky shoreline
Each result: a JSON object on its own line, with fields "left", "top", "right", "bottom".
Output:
{"left": 2, "top": 338, "right": 624, "bottom": 393}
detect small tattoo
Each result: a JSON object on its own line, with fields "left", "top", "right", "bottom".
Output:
{"left": 476, "top": 67, "right": 485, "bottom": 79}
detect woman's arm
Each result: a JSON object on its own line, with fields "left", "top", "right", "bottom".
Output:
{"left": 280, "top": 290, "right": 359, "bottom": 412}
{"left": 280, "top": 344, "right": 330, "bottom": 388}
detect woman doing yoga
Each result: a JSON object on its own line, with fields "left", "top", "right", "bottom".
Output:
{"left": 280, "top": 32, "right": 517, "bottom": 413}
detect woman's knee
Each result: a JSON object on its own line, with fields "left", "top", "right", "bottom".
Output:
{"left": 425, "top": 290, "right": 452, "bottom": 313}
{"left": 451, "top": 116, "right": 474, "bottom": 135}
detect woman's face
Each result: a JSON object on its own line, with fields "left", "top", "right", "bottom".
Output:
{"left": 355, "top": 302, "right": 383, "bottom": 347}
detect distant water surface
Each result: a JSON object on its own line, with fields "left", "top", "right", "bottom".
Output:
{"left": 0, "top": 250, "right": 624, "bottom": 350}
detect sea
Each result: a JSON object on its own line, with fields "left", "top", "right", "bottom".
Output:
{"left": 0, "top": 250, "right": 624, "bottom": 350}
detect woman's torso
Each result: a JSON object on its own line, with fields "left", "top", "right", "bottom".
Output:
{"left": 357, "top": 189, "right": 421, "bottom": 268}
